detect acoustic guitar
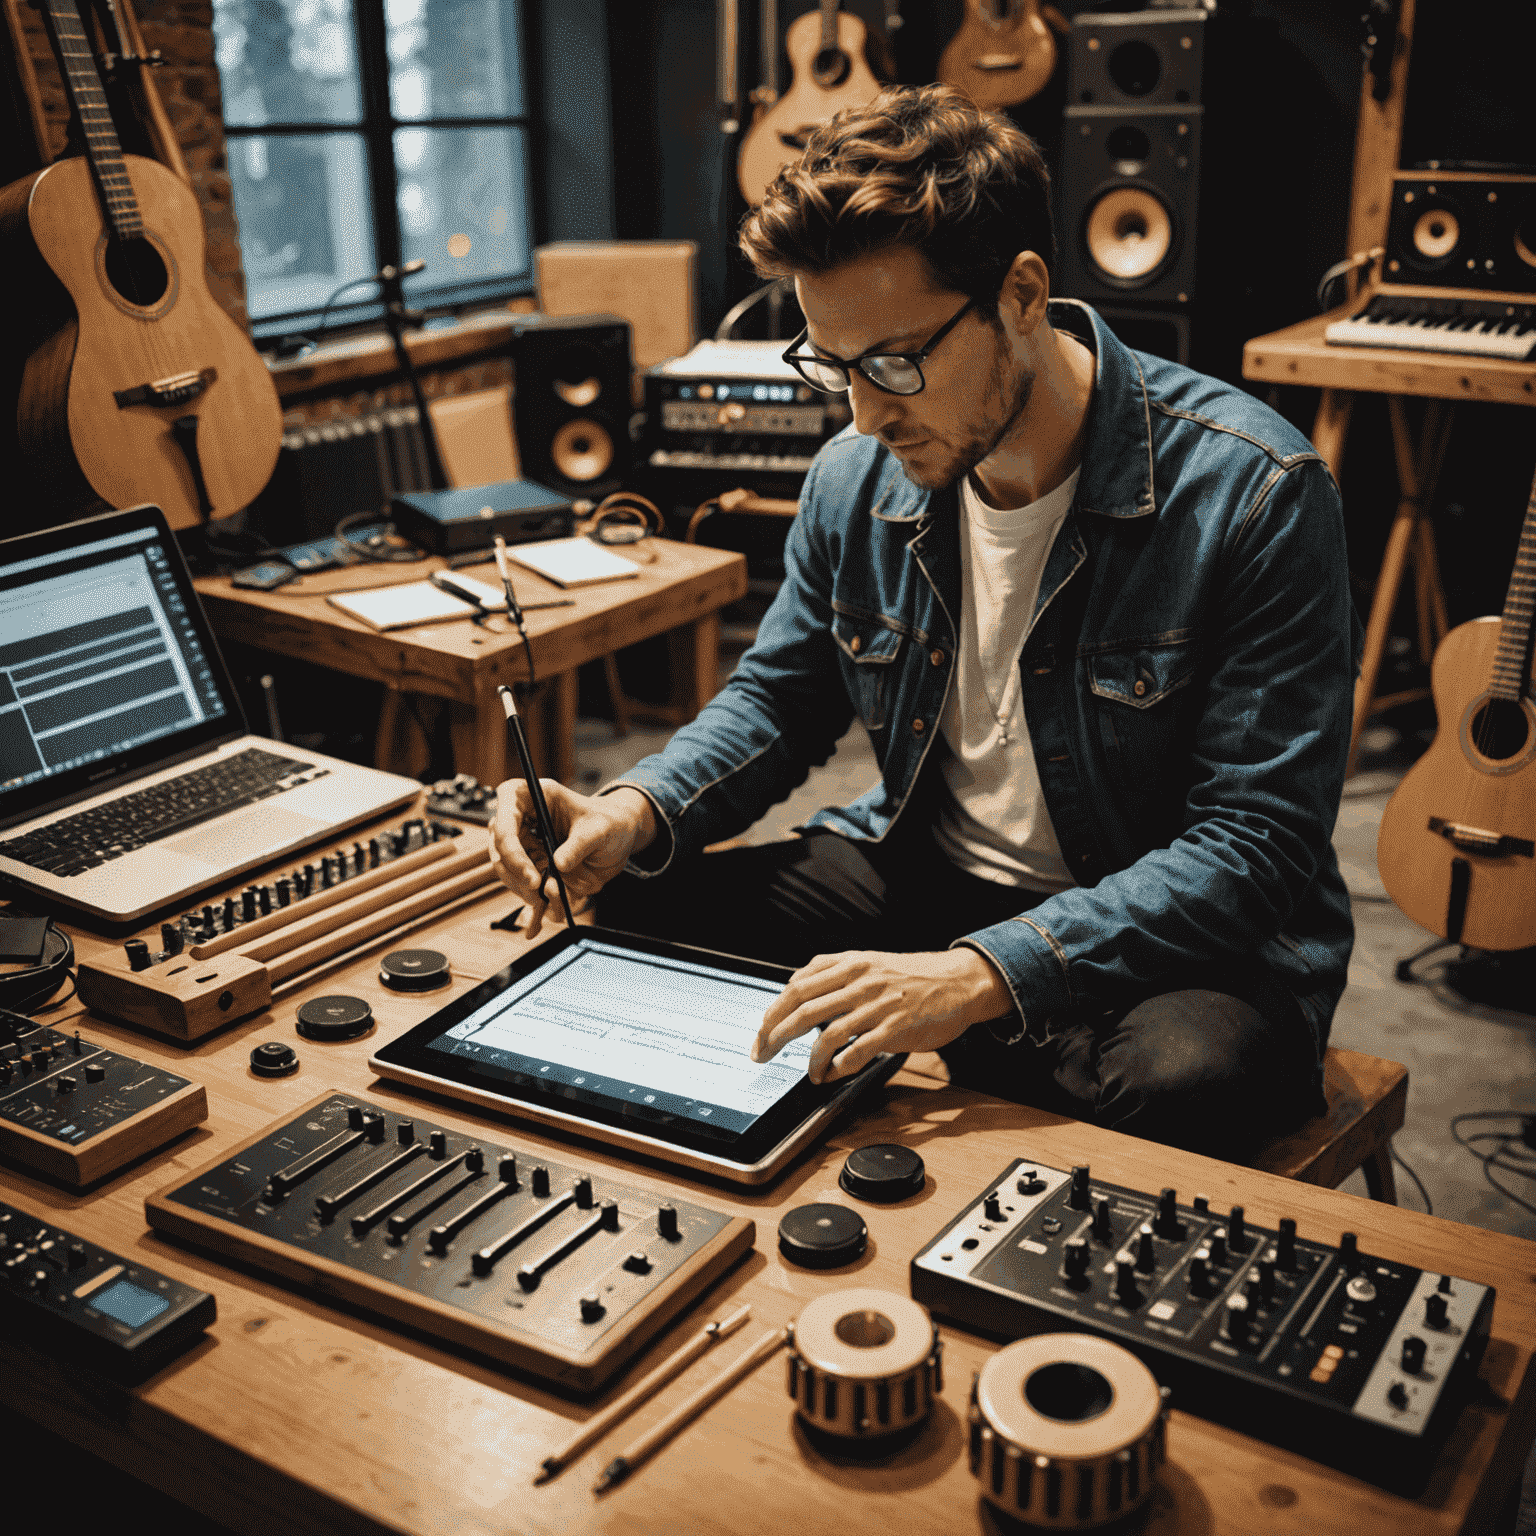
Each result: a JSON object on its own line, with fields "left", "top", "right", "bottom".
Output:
{"left": 737, "top": 0, "right": 885, "bottom": 206}
{"left": 937, "top": 0, "right": 1061, "bottom": 113}
{"left": 0, "top": 0, "right": 281, "bottom": 531}
{"left": 1376, "top": 464, "right": 1536, "bottom": 951}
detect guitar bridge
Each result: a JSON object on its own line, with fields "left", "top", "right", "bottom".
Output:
{"left": 1427, "top": 817, "right": 1535, "bottom": 858}
{"left": 114, "top": 367, "right": 218, "bottom": 409}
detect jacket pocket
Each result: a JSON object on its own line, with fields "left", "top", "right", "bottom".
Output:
{"left": 832, "top": 606, "right": 905, "bottom": 731}
{"left": 1086, "top": 638, "right": 1200, "bottom": 806}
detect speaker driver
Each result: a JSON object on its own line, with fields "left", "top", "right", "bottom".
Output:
{"left": 554, "top": 374, "right": 602, "bottom": 408}
{"left": 1515, "top": 214, "right": 1536, "bottom": 271}
{"left": 1413, "top": 207, "right": 1461, "bottom": 262}
{"left": 551, "top": 418, "right": 615, "bottom": 482}
{"left": 1085, "top": 186, "right": 1174, "bottom": 284}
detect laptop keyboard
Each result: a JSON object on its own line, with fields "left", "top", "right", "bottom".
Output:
{"left": 0, "top": 748, "right": 329, "bottom": 878}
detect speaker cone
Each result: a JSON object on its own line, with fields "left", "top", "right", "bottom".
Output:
{"left": 554, "top": 374, "right": 602, "bottom": 408}
{"left": 1412, "top": 207, "right": 1461, "bottom": 261}
{"left": 1085, "top": 186, "right": 1174, "bottom": 284}
{"left": 1514, "top": 214, "right": 1536, "bottom": 271}
{"left": 551, "top": 418, "right": 615, "bottom": 482}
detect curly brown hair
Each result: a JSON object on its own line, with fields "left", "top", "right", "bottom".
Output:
{"left": 739, "top": 84, "right": 1054, "bottom": 319}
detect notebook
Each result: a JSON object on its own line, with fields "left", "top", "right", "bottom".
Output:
{"left": 0, "top": 505, "right": 420, "bottom": 927}
{"left": 508, "top": 537, "right": 640, "bottom": 588}
{"left": 327, "top": 581, "right": 480, "bottom": 632}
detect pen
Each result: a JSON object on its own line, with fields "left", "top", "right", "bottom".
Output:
{"left": 534, "top": 1304, "right": 752, "bottom": 1483}
{"left": 593, "top": 1326, "right": 789, "bottom": 1493}
{"left": 429, "top": 570, "right": 491, "bottom": 622}
{"left": 497, "top": 684, "right": 576, "bottom": 929}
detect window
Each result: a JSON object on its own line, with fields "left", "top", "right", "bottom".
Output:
{"left": 211, "top": 0, "right": 533, "bottom": 337}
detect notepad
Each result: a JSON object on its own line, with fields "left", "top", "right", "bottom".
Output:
{"left": 509, "top": 537, "right": 641, "bottom": 589}
{"left": 326, "top": 581, "right": 478, "bottom": 631}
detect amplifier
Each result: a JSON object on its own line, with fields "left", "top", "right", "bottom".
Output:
{"left": 389, "top": 479, "right": 575, "bottom": 555}
{"left": 640, "top": 340, "right": 850, "bottom": 508}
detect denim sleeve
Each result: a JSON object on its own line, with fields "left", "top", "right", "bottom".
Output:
{"left": 955, "top": 456, "right": 1359, "bottom": 1028}
{"left": 604, "top": 459, "right": 858, "bottom": 874}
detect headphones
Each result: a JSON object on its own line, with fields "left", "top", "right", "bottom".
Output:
{"left": 587, "top": 492, "right": 663, "bottom": 549}
{"left": 0, "top": 919, "right": 75, "bottom": 1015}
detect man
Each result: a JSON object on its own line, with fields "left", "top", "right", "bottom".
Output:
{"left": 490, "top": 85, "right": 1361, "bottom": 1158}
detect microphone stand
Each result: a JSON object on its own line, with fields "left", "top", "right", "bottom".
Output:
{"left": 377, "top": 262, "right": 449, "bottom": 491}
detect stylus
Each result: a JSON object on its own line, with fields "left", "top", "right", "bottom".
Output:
{"left": 593, "top": 1325, "right": 789, "bottom": 1493}
{"left": 497, "top": 683, "right": 576, "bottom": 930}
{"left": 534, "top": 1303, "right": 752, "bottom": 1483}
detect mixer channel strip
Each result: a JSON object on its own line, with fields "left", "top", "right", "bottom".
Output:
{"left": 145, "top": 1091, "right": 755, "bottom": 1390}
{"left": 911, "top": 1159, "right": 1495, "bottom": 1492}
{"left": 0, "top": 1017, "right": 205, "bottom": 1185}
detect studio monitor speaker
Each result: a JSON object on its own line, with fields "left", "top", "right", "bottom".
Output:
{"left": 1383, "top": 174, "right": 1536, "bottom": 294}
{"left": 1066, "top": 7, "right": 1205, "bottom": 109}
{"left": 508, "top": 313, "right": 633, "bottom": 499}
{"left": 1055, "top": 104, "right": 1202, "bottom": 306}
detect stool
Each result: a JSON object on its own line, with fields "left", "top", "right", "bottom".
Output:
{"left": 1246, "top": 1046, "right": 1408, "bottom": 1204}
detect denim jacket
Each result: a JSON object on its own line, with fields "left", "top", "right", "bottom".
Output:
{"left": 614, "top": 301, "right": 1363, "bottom": 1047}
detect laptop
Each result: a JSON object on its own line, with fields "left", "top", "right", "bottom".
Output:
{"left": 0, "top": 505, "right": 421, "bottom": 927}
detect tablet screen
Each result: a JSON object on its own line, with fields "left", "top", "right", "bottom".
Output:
{"left": 428, "top": 935, "right": 812, "bottom": 1134}
{"left": 371, "top": 927, "right": 894, "bottom": 1169}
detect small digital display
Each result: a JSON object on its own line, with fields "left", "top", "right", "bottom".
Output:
{"left": 426, "top": 936, "right": 811, "bottom": 1135}
{"left": 91, "top": 1279, "right": 170, "bottom": 1329}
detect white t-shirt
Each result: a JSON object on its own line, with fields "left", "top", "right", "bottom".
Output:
{"left": 934, "top": 465, "right": 1080, "bottom": 892}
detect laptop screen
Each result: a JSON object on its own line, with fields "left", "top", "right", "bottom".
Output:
{"left": 0, "top": 507, "right": 244, "bottom": 829}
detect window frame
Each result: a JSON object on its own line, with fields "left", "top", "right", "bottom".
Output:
{"left": 217, "top": 0, "right": 543, "bottom": 340}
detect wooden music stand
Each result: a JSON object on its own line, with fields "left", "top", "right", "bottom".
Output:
{"left": 1241, "top": 0, "right": 1536, "bottom": 778}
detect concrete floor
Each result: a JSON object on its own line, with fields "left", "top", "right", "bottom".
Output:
{"left": 575, "top": 640, "right": 1536, "bottom": 1530}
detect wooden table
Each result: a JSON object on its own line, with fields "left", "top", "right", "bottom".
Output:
{"left": 193, "top": 539, "right": 747, "bottom": 786}
{"left": 3, "top": 809, "right": 1535, "bottom": 1536}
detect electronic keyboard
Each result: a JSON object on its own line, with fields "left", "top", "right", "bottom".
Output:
{"left": 1324, "top": 293, "right": 1536, "bottom": 360}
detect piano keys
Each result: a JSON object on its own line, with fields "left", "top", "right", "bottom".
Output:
{"left": 1324, "top": 293, "right": 1536, "bottom": 361}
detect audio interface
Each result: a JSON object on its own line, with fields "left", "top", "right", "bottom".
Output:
{"left": 911, "top": 1158, "right": 1494, "bottom": 1492}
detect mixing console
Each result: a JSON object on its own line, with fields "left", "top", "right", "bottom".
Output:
{"left": 911, "top": 1159, "right": 1495, "bottom": 1492}
{"left": 0, "top": 1013, "right": 205, "bottom": 1184}
{"left": 146, "top": 1091, "right": 755, "bottom": 1390}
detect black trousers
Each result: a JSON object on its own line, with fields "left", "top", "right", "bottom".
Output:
{"left": 596, "top": 827, "right": 1328, "bottom": 1160}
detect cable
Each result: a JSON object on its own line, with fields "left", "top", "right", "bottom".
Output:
{"left": 1450, "top": 1111, "right": 1536, "bottom": 1218}
{"left": 333, "top": 510, "right": 425, "bottom": 565}
{"left": 1315, "top": 246, "right": 1385, "bottom": 313}
{"left": 715, "top": 277, "right": 794, "bottom": 341}
{"left": 0, "top": 920, "right": 75, "bottom": 1014}
{"left": 1391, "top": 1147, "right": 1433, "bottom": 1216}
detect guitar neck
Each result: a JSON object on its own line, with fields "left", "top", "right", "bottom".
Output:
{"left": 1491, "top": 465, "right": 1536, "bottom": 701}
{"left": 40, "top": 0, "right": 141, "bottom": 240}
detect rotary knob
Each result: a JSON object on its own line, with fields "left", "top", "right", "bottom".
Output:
{"left": 532, "top": 1165, "right": 551, "bottom": 1196}
{"left": 1277, "top": 1217, "right": 1298, "bottom": 1272}
{"left": 1228, "top": 1205, "right": 1249, "bottom": 1253}
{"left": 580, "top": 1294, "right": 605, "bottom": 1322}
{"left": 1224, "top": 1293, "right": 1251, "bottom": 1346}
{"left": 1401, "top": 1335, "right": 1427, "bottom": 1374}
{"left": 1115, "top": 1257, "right": 1141, "bottom": 1307}
{"left": 574, "top": 1175, "right": 594, "bottom": 1208}
{"left": 1092, "top": 1196, "right": 1114, "bottom": 1244}
{"left": 1155, "top": 1187, "right": 1183, "bottom": 1239}
{"left": 658, "top": 1205, "right": 680, "bottom": 1240}
{"left": 1208, "top": 1229, "right": 1228, "bottom": 1267}
{"left": 1063, "top": 1238, "right": 1091, "bottom": 1284}
{"left": 1339, "top": 1231, "right": 1360, "bottom": 1274}
{"left": 1135, "top": 1223, "right": 1157, "bottom": 1273}
{"left": 429, "top": 1130, "right": 448, "bottom": 1157}
{"left": 984, "top": 1193, "right": 1006, "bottom": 1223}
{"left": 1188, "top": 1252, "right": 1213, "bottom": 1297}
{"left": 1069, "top": 1164, "right": 1092, "bottom": 1210}
{"left": 1425, "top": 1293, "right": 1449, "bottom": 1330}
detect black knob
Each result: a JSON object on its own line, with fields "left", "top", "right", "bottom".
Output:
{"left": 1438, "top": 1274, "right": 1454, "bottom": 1294}
{"left": 1092, "top": 1196, "right": 1113, "bottom": 1244}
{"left": 574, "top": 1175, "right": 594, "bottom": 1208}
{"left": 465, "top": 1147, "right": 484, "bottom": 1173}
{"left": 241, "top": 887, "right": 257, "bottom": 921}
{"left": 1063, "top": 1238, "right": 1090, "bottom": 1282}
{"left": 984, "top": 1193, "right": 1005, "bottom": 1223}
{"left": 161, "top": 921, "right": 185, "bottom": 956}
{"left": 276, "top": 878, "right": 292, "bottom": 907}
{"left": 601, "top": 1201, "right": 620, "bottom": 1231}
{"left": 1156, "top": 1188, "right": 1182, "bottom": 1239}
{"left": 580, "top": 1295, "right": 605, "bottom": 1322}
{"left": 221, "top": 896, "right": 237, "bottom": 929}
{"left": 368, "top": 837, "right": 381, "bottom": 868}
{"left": 202, "top": 903, "right": 216, "bottom": 930}
{"left": 429, "top": 1130, "right": 448, "bottom": 1157}
{"left": 321, "top": 857, "right": 336, "bottom": 889}
{"left": 66, "top": 1242, "right": 88, "bottom": 1271}
{"left": 1208, "top": 1229, "right": 1228, "bottom": 1267}
{"left": 258, "top": 885, "right": 273, "bottom": 916}
{"left": 1016, "top": 1169, "right": 1046, "bottom": 1195}
{"left": 84, "top": 1062, "right": 106, "bottom": 1083}
{"left": 623, "top": 1251, "right": 652, "bottom": 1274}
{"left": 33, "top": 1044, "right": 52, "bottom": 1067}
{"left": 1189, "top": 1253, "right": 1213, "bottom": 1297}
{"left": 1115, "top": 1258, "right": 1140, "bottom": 1306}
{"left": 363, "top": 1113, "right": 385, "bottom": 1142}
{"left": 302, "top": 863, "right": 317, "bottom": 895}
{"left": 56, "top": 1074, "right": 77, "bottom": 1093}
{"left": 1070, "top": 1165, "right": 1091, "bottom": 1210}
{"left": 1425, "top": 1293, "right": 1449, "bottom": 1329}
{"left": 1135, "top": 1223, "right": 1157, "bottom": 1273}
{"left": 1277, "top": 1217, "right": 1298, "bottom": 1272}
{"left": 532, "top": 1165, "right": 550, "bottom": 1196}
{"left": 72, "top": 1031, "right": 82, "bottom": 1055}
{"left": 124, "top": 939, "right": 152, "bottom": 972}
{"left": 397, "top": 1121, "right": 415, "bottom": 1144}
{"left": 1224, "top": 1293, "right": 1251, "bottom": 1346}
{"left": 1401, "top": 1335, "right": 1427, "bottom": 1374}
{"left": 1387, "top": 1381, "right": 1410, "bottom": 1411}
{"left": 1339, "top": 1232, "right": 1360, "bottom": 1273}
{"left": 1256, "top": 1259, "right": 1276, "bottom": 1304}
{"left": 1192, "top": 1194, "right": 1210, "bottom": 1213}
{"left": 1228, "top": 1205, "right": 1249, "bottom": 1253}
{"left": 353, "top": 841, "right": 366, "bottom": 872}
{"left": 658, "top": 1205, "right": 680, "bottom": 1240}
{"left": 498, "top": 1155, "right": 518, "bottom": 1183}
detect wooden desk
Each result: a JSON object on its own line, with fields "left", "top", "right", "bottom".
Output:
{"left": 3, "top": 815, "right": 1534, "bottom": 1536}
{"left": 1244, "top": 298, "right": 1536, "bottom": 778}
{"left": 193, "top": 539, "right": 747, "bottom": 786}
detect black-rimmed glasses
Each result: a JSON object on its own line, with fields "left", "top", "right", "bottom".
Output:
{"left": 781, "top": 296, "right": 977, "bottom": 396}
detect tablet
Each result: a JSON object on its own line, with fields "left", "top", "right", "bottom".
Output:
{"left": 368, "top": 927, "right": 906, "bottom": 1185}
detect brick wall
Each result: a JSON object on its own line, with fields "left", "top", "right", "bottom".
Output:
{"left": 11, "top": 0, "right": 248, "bottom": 327}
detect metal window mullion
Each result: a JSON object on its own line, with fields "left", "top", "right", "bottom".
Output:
{"left": 352, "top": 0, "right": 402, "bottom": 272}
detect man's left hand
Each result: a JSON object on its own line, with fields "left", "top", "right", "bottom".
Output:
{"left": 750, "top": 948, "right": 1015, "bottom": 1084}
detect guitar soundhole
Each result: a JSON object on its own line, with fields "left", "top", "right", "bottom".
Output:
{"left": 813, "top": 47, "right": 851, "bottom": 88}
{"left": 1468, "top": 698, "right": 1531, "bottom": 761}
{"left": 103, "top": 234, "right": 170, "bottom": 309}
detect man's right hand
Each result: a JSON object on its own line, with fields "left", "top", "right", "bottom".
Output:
{"left": 488, "top": 783, "right": 657, "bottom": 939}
